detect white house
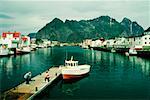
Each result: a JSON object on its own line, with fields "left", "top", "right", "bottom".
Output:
{"left": 140, "top": 29, "right": 150, "bottom": 50}
{"left": 105, "top": 39, "right": 115, "bottom": 48}
{"left": 1, "top": 32, "right": 21, "bottom": 48}
{"left": 113, "top": 37, "right": 129, "bottom": 48}
{"left": 126, "top": 36, "right": 141, "bottom": 47}
{"left": 20, "top": 36, "right": 30, "bottom": 47}
{"left": 91, "top": 39, "right": 103, "bottom": 47}
{"left": 141, "top": 34, "right": 150, "bottom": 46}
{"left": 42, "top": 39, "right": 51, "bottom": 47}
{"left": 30, "top": 38, "right": 36, "bottom": 44}
{"left": 82, "top": 39, "right": 92, "bottom": 46}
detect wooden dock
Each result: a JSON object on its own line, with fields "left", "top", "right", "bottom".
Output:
{"left": 1, "top": 67, "right": 61, "bottom": 100}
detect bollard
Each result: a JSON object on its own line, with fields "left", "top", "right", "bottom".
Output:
{"left": 35, "top": 87, "right": 38, "bottom": 91}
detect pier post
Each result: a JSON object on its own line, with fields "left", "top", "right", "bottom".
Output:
{"left": 14, "top": 48, "right": 17, "bottom": 57}
{"left": 35, "top": 87, "right": 38, "bottom": 91}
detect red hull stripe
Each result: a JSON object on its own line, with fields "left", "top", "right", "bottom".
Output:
{"left": 63, "top": 73, "right": 88, "bottom": 79}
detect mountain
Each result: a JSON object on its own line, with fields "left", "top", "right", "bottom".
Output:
{"left": 36, "top": 16, "right": 144, "bottom": 42}
{"left": 120, "top": 18, "right": 144, "bottom": 37}
{"left": 144, "top": 27, "right": 150, "bottom": 32}
{"left": 28, "top": 33, "right": 36, "bottom": 39}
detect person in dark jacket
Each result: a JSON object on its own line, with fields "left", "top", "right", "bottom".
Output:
{"left": 24, "top": 72, "right": 32, "bottom": 84}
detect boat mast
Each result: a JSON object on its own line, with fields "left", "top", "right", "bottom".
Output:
{"left": 65, "top": 50, "right": 68, "bottom": 60}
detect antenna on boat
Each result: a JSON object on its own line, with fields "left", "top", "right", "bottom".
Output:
{"left": 71, "top": 56, "right": 73, "bottom": 61}
{"left": 65, "top": 50, "right": 68, "bottom": 60}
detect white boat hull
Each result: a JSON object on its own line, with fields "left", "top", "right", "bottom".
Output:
{"left": 17, "top": 47, "right": 31, "bottom": 54}
{"left": 61, "top": 65, "right": 91, "bottom": 79}
{"left": 0, "top": 49, "right": 9, "bottom": 56}
{"left": 129, "top": 49, "right": 137, "bottom": 55}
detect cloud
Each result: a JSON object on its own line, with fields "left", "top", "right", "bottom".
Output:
{"left": 0, "top": 24, "right": 15, "bottom": 28}
{"left": 0, "top": 0, "right": 149, "bottom": 34}
{"left": 0, "top": 14, "right": 14, "bottom": 19}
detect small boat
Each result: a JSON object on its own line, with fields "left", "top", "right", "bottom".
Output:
{"left": 111, "top": 48, "right": 116, "bottom": 53}
{"left": 128, "top": 48, "right": 137, "bottom": 56}
{"left": 60, "top": 56, "right": 91, "bottom": 80}
{"left": 60, "top": 44, "right": 63, "bottom": 47}
{"left": 17, "top": 46, "right": 31, "bottom": 54}
{"left": 8, "top": 50, "right": 14, "bottom": 55}
{"left": 21, "top": 46, "right": 31, "bottom": 53}
{"left": 82, "top": 45, "right": 89, "bottom": 49}
{"left": 30, "top": 44, "right": 37, "bottom": 51}
{"left": 0, "top": 48, "right": 9, "bottom": 56}
{"left": 37, "top": 44, "right": 45, "bottom": 48}
{"left": 0, "top": 44, "right": 9, "bottom": 56}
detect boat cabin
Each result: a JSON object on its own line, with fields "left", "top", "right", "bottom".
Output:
{"left": 65, "top": 60, "right": 78, "bottom": 67}
{"left": 65, "top": 57, "right": 78, "bottom": 67}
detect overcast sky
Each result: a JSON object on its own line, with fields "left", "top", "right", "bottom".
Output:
{"left": 0, "top": 0, "right": 149, "bottom": 35}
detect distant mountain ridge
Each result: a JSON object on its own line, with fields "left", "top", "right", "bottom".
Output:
{"left": 35, "top": 16, "right": 144, "bottom": 42}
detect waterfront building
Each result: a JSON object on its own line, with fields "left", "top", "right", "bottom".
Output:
{"left": 82, "top": 39, "right": 92, "bottom": 48}
{"left": 42, "top": 39, "right": 51, "bottom": 47}
{"left": 17, "top": 35, "right": 31, "bottom": 53}
{"left": 105, "top": 39, "right": 115, "bottom": 48}
{"left": 51, "top": 41, "right": 59, "bottom": 46}
{"left": 113, "top": 37, "right": 129, "bottom": 48}
{"left": 126, "top": 36, "right": 141, "bottom": 47}
{"left": 126, "top": 28, "right": 150, "bottom": 51}
{"left": 31, "top": 38, "right": 36, "bottom": 44}
{"left": 1, "top": 32, "right": 21, "bottom": 48}
{"left": 91, "top": 39, "right": 103, "bottom": 47}
{"left": 20, "top": 36, "right": 31, "bottom": 47}
{"left": 141, "top": 29, "right": 150, "bottom": 50}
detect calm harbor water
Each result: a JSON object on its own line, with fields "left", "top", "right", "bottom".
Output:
{"left": 0, "top": 46, "right": 150, "bottom": 99}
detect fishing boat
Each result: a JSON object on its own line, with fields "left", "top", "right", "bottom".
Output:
{"left": 0, "top": 44, "right": 9, "bottom": 56}
{"left": 30, "top": 44, "right": 37, "bottom": 51}
{"left": 60, "top": 56, "right": 91, "bottom": 80}
{"left": 21, "top": 46, "right": 31, "bottom": 53}
{"left": 128, "top": 48, "right": 137, "bottom": 56}
{"left": 17, "top": 46, "right": 31, "bottom": 54}
{"left": 37, "top": 44, "right": 45, "bottom": 48}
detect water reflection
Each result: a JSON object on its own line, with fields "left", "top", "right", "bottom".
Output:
{"left": 60, "top": 81, "right": 80, "bottom": 96}
{"left": 60, "top": 75, "right": 89, "bottom": 96}
{"left": 128, "top": 56, "right": 150, "bottom": 77}
{"left": 5, "top": 57, "right": 13, "bottom": 76}
{"left": 0, "top": 46, "right": 150, "bottom": 98}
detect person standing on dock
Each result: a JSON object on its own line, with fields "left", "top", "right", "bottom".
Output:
{"left": 24, "top": 72, "right": 32, "bottom": 84}
{"left": 45, "top": 71, "right": 50, "bottom": 82}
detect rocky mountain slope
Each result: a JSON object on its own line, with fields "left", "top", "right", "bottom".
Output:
{"left": 36, "top": 16, "right": 144, "bottom": 42}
